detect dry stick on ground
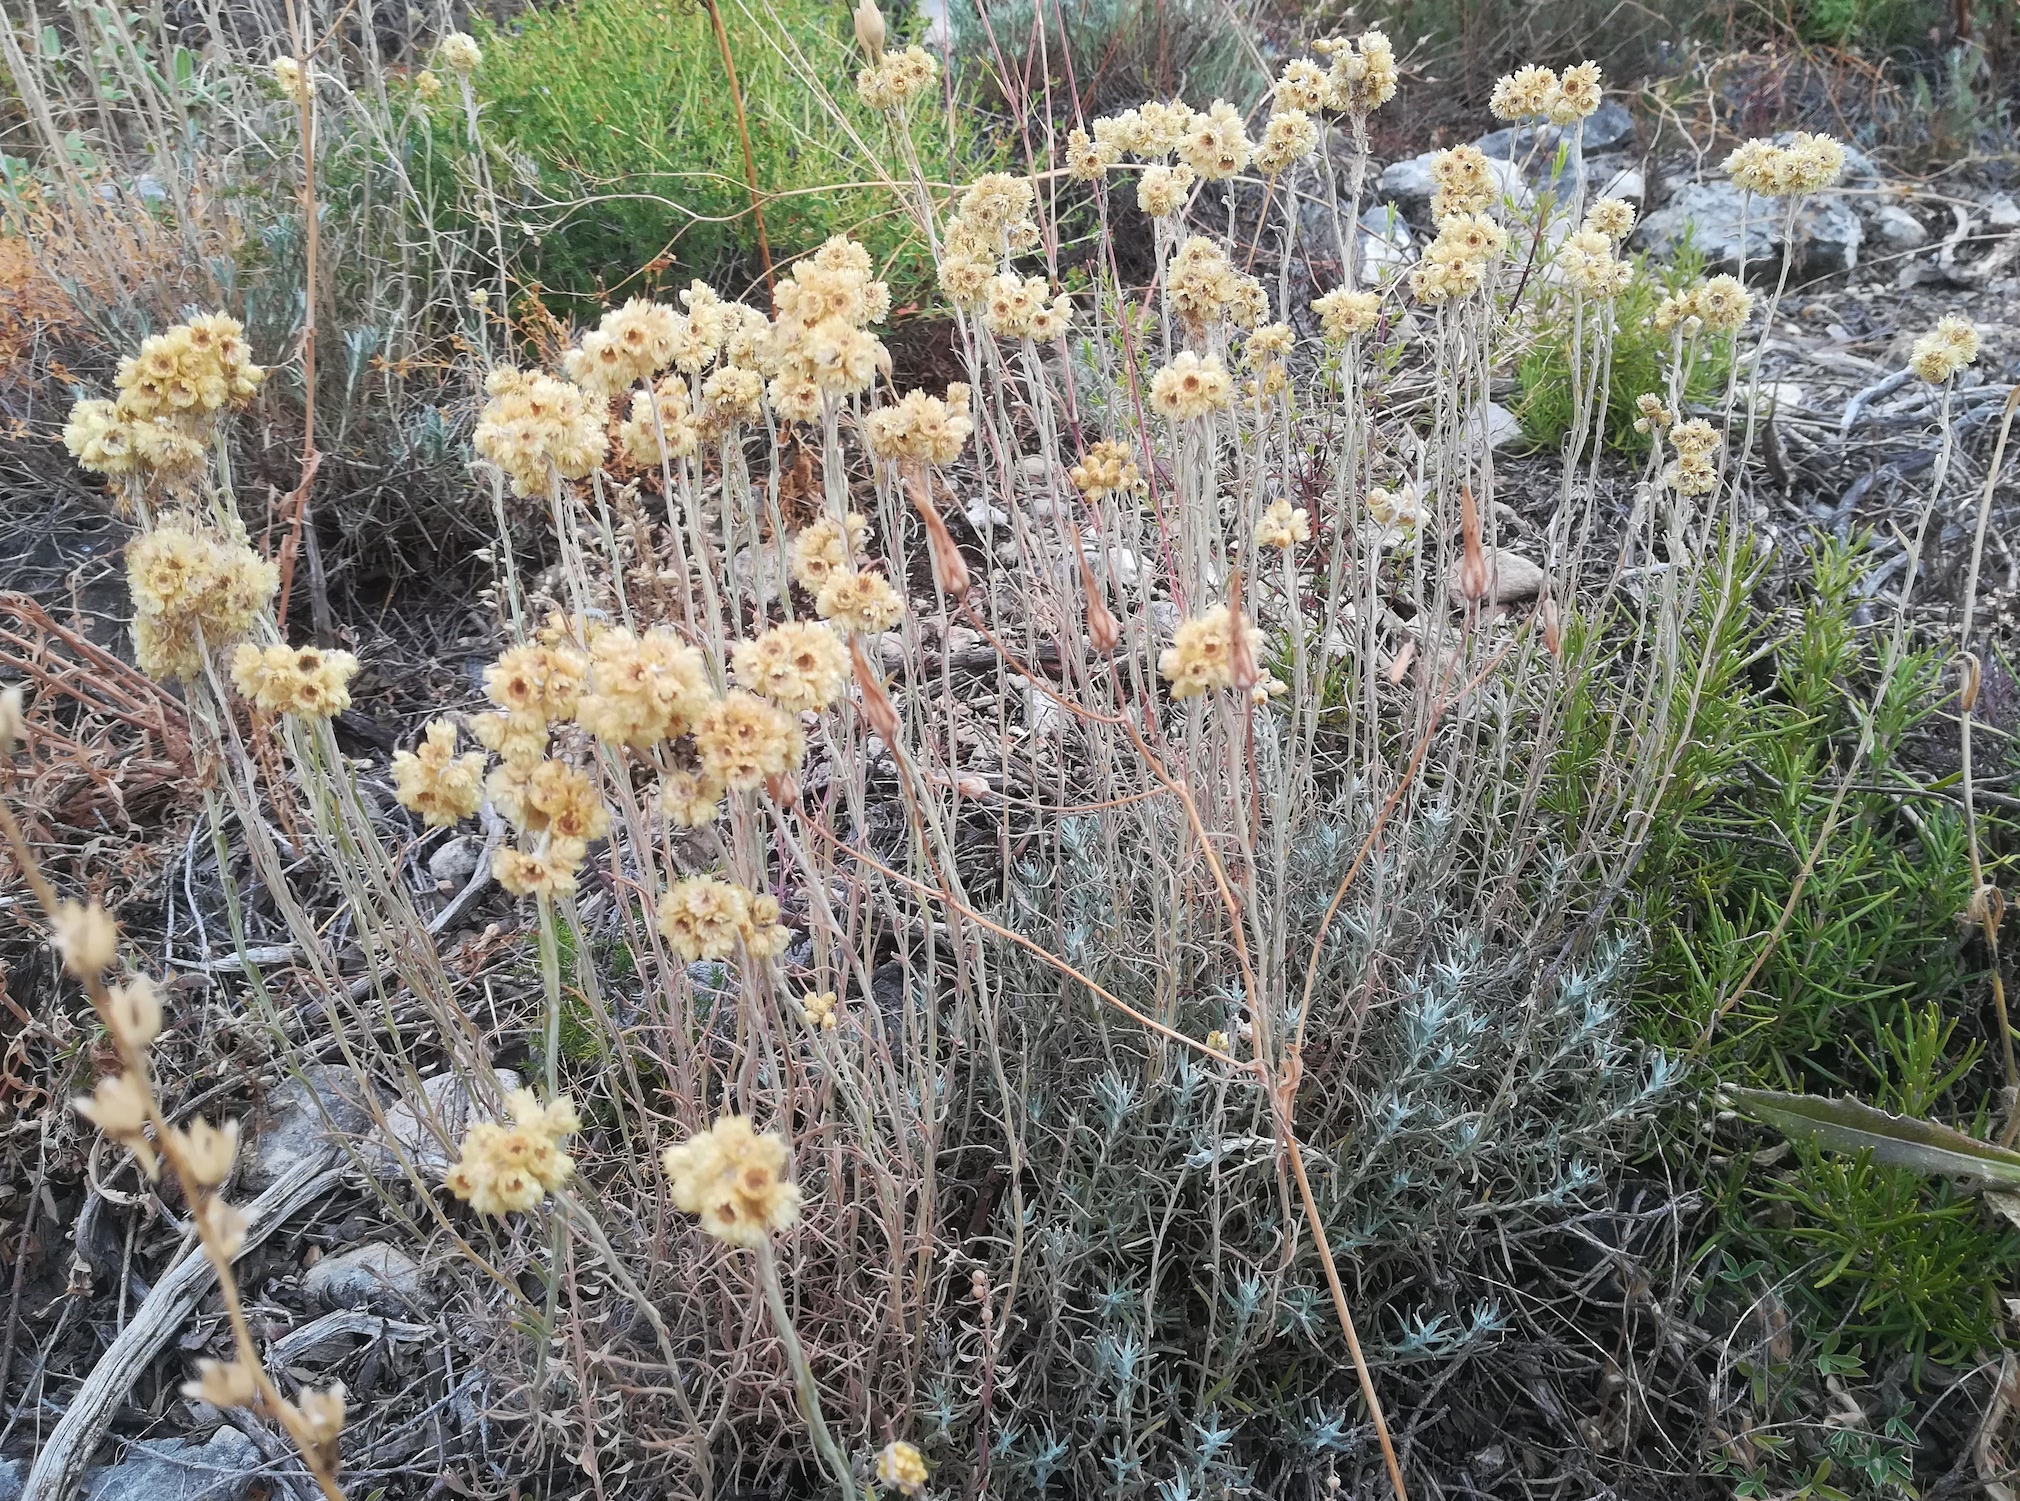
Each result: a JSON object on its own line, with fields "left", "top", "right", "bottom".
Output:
{"left": 1958, "top": 388, "right": 2020, "bottom": 1139}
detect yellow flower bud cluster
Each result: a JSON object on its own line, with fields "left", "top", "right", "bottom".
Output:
{"left": 1313, "top": 287, "right": 1383, "bottom": 343}
{"left": 126, "top": 518, "right": 278, "bottom": 681}
{"left": 472, "top": 368, "right": 611, "bottom": 497}
{"left": 877, "top": 1441, "right": 929, "bottom": 1496}
{"left": 444, "top": 1087, "right": 579, "bottom": 1216}
{"left": 856, "top": 44, "right": 937, "bottom": 111}
{"left": 392, "top": 719, "right": 487, "bottom": 828}
{"left": 1254, "top": 498, "right": 1310, "bottom": 550}
{"left": 1632, "top": 394, "right": 1675, "bottom": 436}
{"left": 1428, "top": 145, "right": 1497, "bottom": 222}
{"left": 661, "top": 1113, "right": 802, "bottom": 1246}
{"left": 1724, "top": 132, "right": 1846, "bottom": 196}
{"left": 1314, "top": 30, "right": 1398, "bottom": 113}
{"left": 866, "top": 383, "right": 973, "bottom": 464}
{"left": 801, "top": 989, "right": 839, "bottom": 1030}
{"left": 816, "top": 569, "right": 907, "bottom": 636}
{"left": 1168, "top": 236, "right": 1268, "bottom": 335}
{"left": 695, "top": 691, "right": 807, "bottom": 790}
{"left": 1664, "top": 418, "right": 1722, "bottom": 495}
{"left": 229, "top": 643, "right": 359, "bottom": 718}
{"left": 1150, "top": 350, "right": 1234, "bottom": 422}
{"left": 1158, "top": 604, "right": 1262, "bottom": 698}
{"left": 657, "top": 875, "right": 792, "bottom": 962}
{"left": 768, "top": 236, "right": 892, "bottom": 419}
{"left": 1070, "top": 440, "right": 1143, "bottom": 499}
{"left": 1910, "top": 315, "right": 1980, "bottom": 384}
{"left": 64, "top": 313, "right": 264, "bottom": 493}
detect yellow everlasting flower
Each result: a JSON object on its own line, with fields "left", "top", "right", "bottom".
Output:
{"left": 661, "top": 1114, "right": 802, "bottom": 1246}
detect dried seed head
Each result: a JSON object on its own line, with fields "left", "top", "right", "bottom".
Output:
{"left": 54, "top": 900, "right": 119, "bottom": 979}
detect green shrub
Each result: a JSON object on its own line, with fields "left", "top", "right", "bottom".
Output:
{"left": 1632, "top": 539, "right": 2019, "bottom": 1365}
{"left": 1516, "top": 239, "right": 1732, "bottom": 453}
{"left": 455, "top": 0, "right": 1000, "bottom": 308}
{"left": 949, "top": 0, "right": 1264, "bottom": 116}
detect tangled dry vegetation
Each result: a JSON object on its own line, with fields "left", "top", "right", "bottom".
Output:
{"left": 4, "top": 2, "right": 2020, "bottom": 1498}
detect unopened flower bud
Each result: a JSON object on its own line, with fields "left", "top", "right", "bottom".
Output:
{"left": 0, "top": 685, "right": 23, "bottom": 755}
{"left": 853, "top": 0, "right": 887, "bottom": 59}
{"left": 850, "top": 639, "right": 902, "bottom": 748}
{"left": 1541, "top": 597, "right": 1562, "bottom": 657}
{"left": 53, "top": 900, "right": 118, "bottom": 979}
{"left": 107, "top": 976, "right": 162, "bottom": 1051}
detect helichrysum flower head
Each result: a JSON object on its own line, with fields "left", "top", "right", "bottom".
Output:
{"left": 867, "top": 384, "right": 973, "bottom": 464}
{"left": 473, "top": 370, "right": 610, "bottom": 496}
{"left": 1632, "top": 394, "right": 1675, "bottom": 435}
{"left": 493, "top": 845, "right": 581, "bottom": 900}
{"left": 1911, "top": 314, "right": 1980, "bottom": 383}
{"left": 1313, "top": 287, "right": 1383, "bottom": 342}
{"left": 563, "top": 298, "right": 683, "bottom": 396}
{"left": 229, "top": 643, "right": 359, "bottom": 718}
{"left": 1070, "top": 440, "right": 1142, "bottom": 499}
{"left": 1725, "top": 132, "right": 1845, "bottom": 196}
{"left": 110, "top": 313, "right": 265, "bottom": 426}
{"left": 660, "top": 767, "right": 726, "bottom": 828}
{"left": 816, "top": 570, "right": 906, "bottom": 635}
{"left": 792, "top": 513, "right": 870, "bottom": 592}
{"left": 661, "top": 1114, "right": 802, "bottom": 1246}
{"left": 856, "top": 44, "right": 937, "bottom": 110}
{"left": 733, "top": 621, "right": 848, "bottom": 713}
{"left": 1665, "top": 418, "right": 1723, "bottom": 494}
{"left": 1692, "top": 274, "right": 1753, "bottom": 333}
{"left": 574, "top": 627, "right": 714, "bottom": 748}
{"left": 1254, "top": 109, "right": 1320, "bottom": 175}
{"left": 443, "top": 1088, "right": 577, "bottom": 1216}
{"left": 695, "top": 691, "right": 806, "bottom": 791}
{"left": 877, "top": 1441, "right": 929, "bottom": 1496}
{"left": 1489, "top": 64, "right": 1557, "bottom": 120}
{"left": 1545, "top": 61, "right": 1602, "bottom": 125}
{"left": 1320, "top": 29, "right": 1398, "bottom": 113}
{"left": 1166, "top": 236, "right": 1265, "bottom": 334}
{"left": 1254, "top": 499, "right": 1310, "bottom": 550}
{"left": 485, "top": 642, "right": 588, "bottom": 727}
{"left": 802, "top": 990, "right": 838, "bottom": 1030}
{"left": 657, "top": 875, "right": 751, "bottom": 960}
{"left": 439, "top": 32, "right": 481, "bottom": 74}
{"left": 618, "top": 377, "right": 700, "bottom": 466}
{"left": 1177, "top": 99, "right": 1252, "bottom": 180}
{"left": 1149, "top": 351, "right": 1233, "bottom": 422}
{"left": 1276, "top": 58, "right": 1328, "bottom": 112}
{"left": 1136, "top": 162, "right": 1195, "bottom": 219}
{"left": 392, "top": 719, "right": 487, "bottom": 828}
{"left": 1158, "top": 604, "right": 1262, "bottom": 699}
{"left": 127, "top": 520, "right": 278, "bottom": 681}
{"left": 1429, "top": 145, "right": 1496, "bottom": 221}
{"left": 53, "top": 899, "right": 119, "bottom": 978}
{"left": 1555, "top": 228, "right": 1633, "bottom": 299}
{"left": 1583, "top": 197, "right": 1636, "bottom": 242}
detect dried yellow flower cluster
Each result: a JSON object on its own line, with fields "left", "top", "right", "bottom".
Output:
{"left": 1150, "top": 350, "right": 1234, "bottom": 422}
{"left": 657, "top": 874, "right": 790, "bottom": 960}
{"left": 856, "top": 44, "right": 937, "bottom": 110}
{"left": 64, "top": 313, "right": 264, "bottom": 492}
{"left": 1487, "top": 61, "right": 1603, "bottom": 126}
{"left": 229, "top": 643, "right": 359, "bottom": 718}
{"left": 576, "top": 627, "right": 713, "bottom": 748}
{"left": 619, "top": 377, "right": 700, "bottom": 466}
{"left": 733, "top": 621, "right": 849, "bottom": 713}
{"left": 126, "top": 519, "right": 278, "bottom": 680}
{"left": 439, "top": 31, "right": 481, "bottom": 74}
{"left": 1366, "top": 486, "right": 1425, "bottom": 543}
{"left": 443, "top": 1088, "right": 579, "bottom": 1216}
{"left": 1910, "top": 315, "right": 1980, "bottom": 383}
{"left": 473, "top": 368, "right": 610, "bottom": 497}
{"left": 661, "top": 1114, "right": 802, "bottom": 1246}
{"left": 866, "top": 384, "right": 973, "bottom": 464}
{"left": 1313, "top": 287, "right": 1383, "bottom": 343}
{"left": 1428, "top": 144, "right": 1496, "bottom": 221}
{"left": 1176, "top": 100, "right": 1254, "bottom": 180}
{"left": 1254, "top": 107, "right": 1319, "bottom": 176}
{"left": 1254, "top": 499, "right": 1310, "bottom": 550}
{"left": 1137, "top": 162, "right": 1195, "bottom": 220}
{"left": 1665, "top": 418, "right": 1723, "bottom": 495}
{"left": 1159, "top": 604, "right": 1261, "bottom": 699}
{"left": 1652, "top": 275, "right": 1754, "bottom": 335}
{"left": 768, "top": 236, "right": 892, "bottom": 419}
{"left": 1168, "top": 237, "right": 1267, "bottom": 334}
{"left": 694, "top": 691, "right": 806, "bottom": 790}
{"left": 981, "top": 272, "right": 1074, "bottom": 340}
{"left": 391, "top": 719, "right": 487, "bottom": 828}
{"left": 1411, "top": 211, "right": 1509, "bottom": 305}
{"left": 876, "top": 1441, "right": 929, "bottom": 1496}
{"left": 1724, "top": 133, "right": 1846, "bottom": 196}
{"left": 563, "top": 297, "right": 683, "bottom": 396}
{"left": 1632, "top": 394, "right": 1674, "bottom": 436}
{"left": 1070, "top": 440, "right": 1144, "bottom": 499}
{"left": 801, "top": 990, "right": 839, "bottom": 1030}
